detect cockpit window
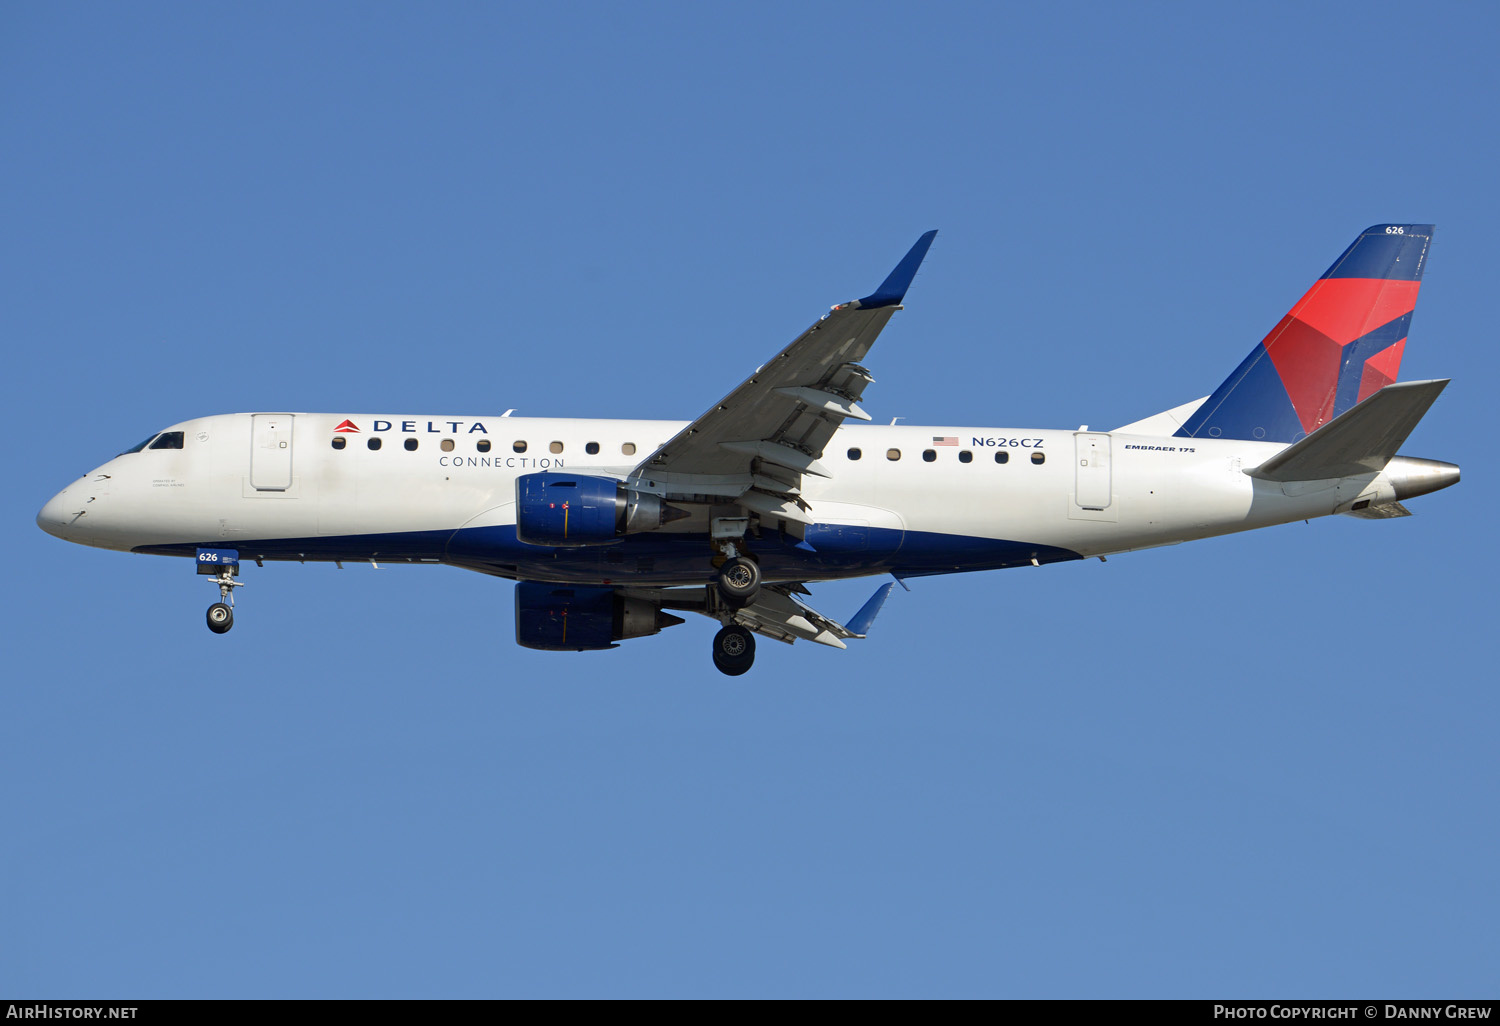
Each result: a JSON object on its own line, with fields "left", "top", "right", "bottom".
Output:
{"left": 120, "top": 435, "right": 157, "bottom": 455}
{"left": 148, "top": 431, "right": 185, "bottom": 450}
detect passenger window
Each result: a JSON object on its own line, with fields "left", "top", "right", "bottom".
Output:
{"left": 847, "top": 448, "right": 862, "bottom": 461}
{"left": 477, "top": 439, "right": 492, "bottom": 453}
{"left": 331, "top": 437, "right": 346, "bottom": 450}
{"left": 368, "top": 437, "right": 382, "bottom": 451}
{"left": 995, "top": 451, "right": 1009, "bottom": 464}
{"left": 441, "top": 439, "right": 454, "bottom": 452}
{"left": 886, "top": 449, "right": 901, "bottom": 461}
{"left": 550, "top": 441, "right": 564, "bottom": 454}
{"left": 586, "top": 441, "right": 600, "bottom": 455}
{"left": 622, "top": 442, "right": 636, "bottom": 456}
{"left": 404, "top": 438, "right": 418, "bottom": 451}
{"left": 149, "top": 431, "right": 184, "bottom": 450}
{"left": 959, "top": 450, "right": 972, "bottom": 463}
{"left": 1031, "top": 451, "right": 1045, "bottom": 465}
{"left": 513, "top": 440, "right": 527, "bottom": 453}
{"left": 922, "top": 449, "right": 936, "bottom": 462}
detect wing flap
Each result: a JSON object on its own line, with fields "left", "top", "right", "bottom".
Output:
{"left": 637, "top": 581, "right": 897, "bottom": 649}
{"left": 733, "top": 586, "right": 851, "bottom": 647}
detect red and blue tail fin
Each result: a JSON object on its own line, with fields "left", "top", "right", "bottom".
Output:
{"left": 1175, "top": 224, "right": 1433, "bottom": 443}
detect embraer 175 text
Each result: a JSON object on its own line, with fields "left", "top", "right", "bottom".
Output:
{"left": 38, "top": 226, "right": 1458, "bottom": 674}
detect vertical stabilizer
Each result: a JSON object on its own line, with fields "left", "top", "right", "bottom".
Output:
{"left": 1176, "top": 224, "right": 1433, "bottom": 443}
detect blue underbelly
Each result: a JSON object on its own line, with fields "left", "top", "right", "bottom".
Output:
{"left": 135, "top": 524, "right": 1081, "bottom": 583}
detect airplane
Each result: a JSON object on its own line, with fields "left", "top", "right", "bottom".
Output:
{"left": 36, "top": 225, "right": 1459, "bottom": 675}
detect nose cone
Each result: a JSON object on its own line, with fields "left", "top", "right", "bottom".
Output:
{"left": 37, "top": 487, "right": 76, "bottom": 539}
{"left": 1387, "top": 456, "right": 1461, "bottom": 501}
{"left": 37, "top": 480, "right": 95, "bottom": 541}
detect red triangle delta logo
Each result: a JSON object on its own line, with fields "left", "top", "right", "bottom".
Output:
{"left": 333, "top": 419, "right": 361, "bottom": 433}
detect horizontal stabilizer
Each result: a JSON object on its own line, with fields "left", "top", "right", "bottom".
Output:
{"left": 1248, "top": 379, "right": 1448, "bottom": 482}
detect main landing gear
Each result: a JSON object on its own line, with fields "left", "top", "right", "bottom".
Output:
{"left": 712, "top": 624, "right": 756, "bottom": 676}
{"left": 713, "top": 548, "right": 759, "bottom": 676}
{"left": 715, "top": 555, "right": 761, "bottom": 608}
{"left": 205, "top": 565, "right": 243, "bottom": 635}
{"left": 709, "top": 523, "right": 760, "bottom": 675}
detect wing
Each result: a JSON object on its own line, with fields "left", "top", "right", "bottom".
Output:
{"left": 627, "top": 231, "right": 937, "bottom": 524}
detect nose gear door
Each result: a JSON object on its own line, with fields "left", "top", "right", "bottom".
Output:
{"left": 250, "top": 415, "right": 295, "bottom": 491}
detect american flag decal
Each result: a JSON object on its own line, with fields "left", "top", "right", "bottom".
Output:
{"left": 933, "top": 436, "right": 959, "bottom": 446}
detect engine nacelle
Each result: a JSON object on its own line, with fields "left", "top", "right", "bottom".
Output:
{"left": 514, "top": 582, "right": 684, "bottom": 651}
{"left": 515, "top": 473, "right": 685, "bottom": 546}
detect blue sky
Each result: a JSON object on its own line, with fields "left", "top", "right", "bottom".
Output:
{"left": 3, "top": 2, "right": 1495, "bottom": 998}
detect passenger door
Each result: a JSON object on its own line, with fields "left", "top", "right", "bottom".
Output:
{"left": 250, "top": 414, "right": 295, "bottom": 491}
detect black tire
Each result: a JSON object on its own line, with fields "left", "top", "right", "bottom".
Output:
{"left": 712, "top": 625, "right": 755, "bottom": 676}
{"left": 206, "top": 602, "right": 234, "bottom": 634}
{"left": 715, "top": 556, "right": 761, "bottom": 609}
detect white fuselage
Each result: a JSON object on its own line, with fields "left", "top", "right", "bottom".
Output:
{"left": 37, "top": 411, "right": 1414, "bottom": 586}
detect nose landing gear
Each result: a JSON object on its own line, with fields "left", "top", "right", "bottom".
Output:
{"left": 205, "top": 566, "right": 243, "bottom": 634}
{"left": 197, "top": 548, "right": 243, "bottom": 635}
{"left": 207, "top": 600, "right": 234, "bottom": 634}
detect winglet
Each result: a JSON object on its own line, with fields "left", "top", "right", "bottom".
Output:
{"left": 846, "top": 582, "right": 896, "bottom": 637}
{"left": 856, "top": 230, "right": 938, "bottom": 309}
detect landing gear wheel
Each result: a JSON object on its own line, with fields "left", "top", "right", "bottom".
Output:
{"left": 206, "top": 602, "right": 234, "bottom": 634}
{"left": 716, "top": 556, "right": 761, "bottom": 609}
{"left": 712, "top": 625, "right": 756, "bottom": 676}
